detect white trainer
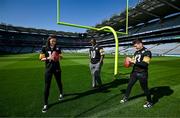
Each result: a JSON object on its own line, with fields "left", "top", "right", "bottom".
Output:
{"left": 42, "top": 105, "right": 48, "bottom": 113}
{"left": 59, "top": 94, "right": 63, "bottom": 100}
{"left": 120, "top": 98, "right": 127, "bottom": 103}
{"left": 143, "top": 102, "right": 153, "bottom": 108}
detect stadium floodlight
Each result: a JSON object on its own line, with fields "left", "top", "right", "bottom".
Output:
{"left": 57, "top": 0, "right": 129, "bottom": 76}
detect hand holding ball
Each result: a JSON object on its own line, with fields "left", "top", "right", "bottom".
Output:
{"left": 124, "top": 57, "right": 132, "bottom": 68}
{"left": 51, "top": 51, "right": 59, "bottom": 62}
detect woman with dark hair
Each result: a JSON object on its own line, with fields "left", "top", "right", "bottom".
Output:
{"left": 39, "top": 35, "right": 63, "bottom": 113}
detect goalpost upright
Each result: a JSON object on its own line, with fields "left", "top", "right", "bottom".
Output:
{"left": 56, "top": 0, "right": 129, "bottom": 76}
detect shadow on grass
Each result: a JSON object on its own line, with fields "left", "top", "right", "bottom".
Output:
{"left": 150, "top": 86, "right": 173, "bottom": 104}
{"left": 48, "top": 78, "right": 129, "bottom": 110}
{"left": 120, "top": 86, "right": 173, "bottom": 105}
{"left": 74, "top": 93, "right": 120, "bottom": 117}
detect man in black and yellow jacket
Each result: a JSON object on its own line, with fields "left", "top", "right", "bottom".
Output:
{"left": 120, "top": 39, "right": 153, "bottom": 108}
{"left": 89, "top": 39, "right": 104, "bottom": 89}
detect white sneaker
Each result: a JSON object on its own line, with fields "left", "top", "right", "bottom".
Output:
{"left": 42, "top": 105, "right": 48, "bottom": 113}
{"left": 143, "top": 102, "right": 153, "bottom": 108}
{"left": 120, "top": 98, "right": 127, "bottom": 103}
{"left": 58, "top": 94, "right": 63, "bottom": 100}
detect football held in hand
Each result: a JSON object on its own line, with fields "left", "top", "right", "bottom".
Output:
{"left": 52, "top": 51, "right": 59, "bottom": 62}
{"left": 124, "top": 57, "right": 132, "bottom": 68}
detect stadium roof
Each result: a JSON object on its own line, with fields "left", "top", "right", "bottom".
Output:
{"left": 87, "top": 0, "right": 180, "bottom": 34}
{"left": 128, "top": 0, "right": 180, "bottom": 26}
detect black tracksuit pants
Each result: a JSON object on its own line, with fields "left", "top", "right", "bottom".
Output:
{"left": 125, "top": 71, "right": 152, "bottom": 103}
{"left": 44, "top": 69, "right": 63, "bottom": 105}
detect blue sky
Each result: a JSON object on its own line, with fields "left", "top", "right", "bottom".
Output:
{"left": 0, "top": 0, "right": 139, "bottom": 33}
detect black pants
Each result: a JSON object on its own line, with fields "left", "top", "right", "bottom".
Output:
{"left": 125, "top": 71, "right": 152, "bottom": 102}
{"left": 44, "top": 69, "right": 63, "bottom": 105}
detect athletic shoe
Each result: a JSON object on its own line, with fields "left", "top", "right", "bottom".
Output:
{"left": 42, "top": 105, "right": 48, "bottom": 113}
{"left": 120, "top": 97, "right": 128, "bottom": 103}
{"left": 58, "top": 94, "right": 63, "bottom": 100}
{"left": 143, "top": 102, "right": 153, "bottom": 108}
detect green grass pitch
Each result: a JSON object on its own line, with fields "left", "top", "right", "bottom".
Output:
{"left": 0, "top": 53, "right": 180, "bottom": 117}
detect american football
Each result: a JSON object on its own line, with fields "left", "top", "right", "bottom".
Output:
{"left": 51, "top": 51, "right": 59, "bottom": 62}
{"left": 124, "top": 57, "right": 132, "bottom": 68}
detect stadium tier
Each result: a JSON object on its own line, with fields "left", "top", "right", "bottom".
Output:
{"left": 0, "top": 0, "right": 179, "bottom": 55}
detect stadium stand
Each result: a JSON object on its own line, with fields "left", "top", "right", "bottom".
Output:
{"left": 0, "top": 24, "right": 91, "bottom": 53}
{"left": 87, "top": 0, "right": 180, "bottom": 56}
{"left": 164, "top": 43, "right": 180, "bottom": 56}
{"left": 0, "top": 0, "right": 179, "bottom": 56}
